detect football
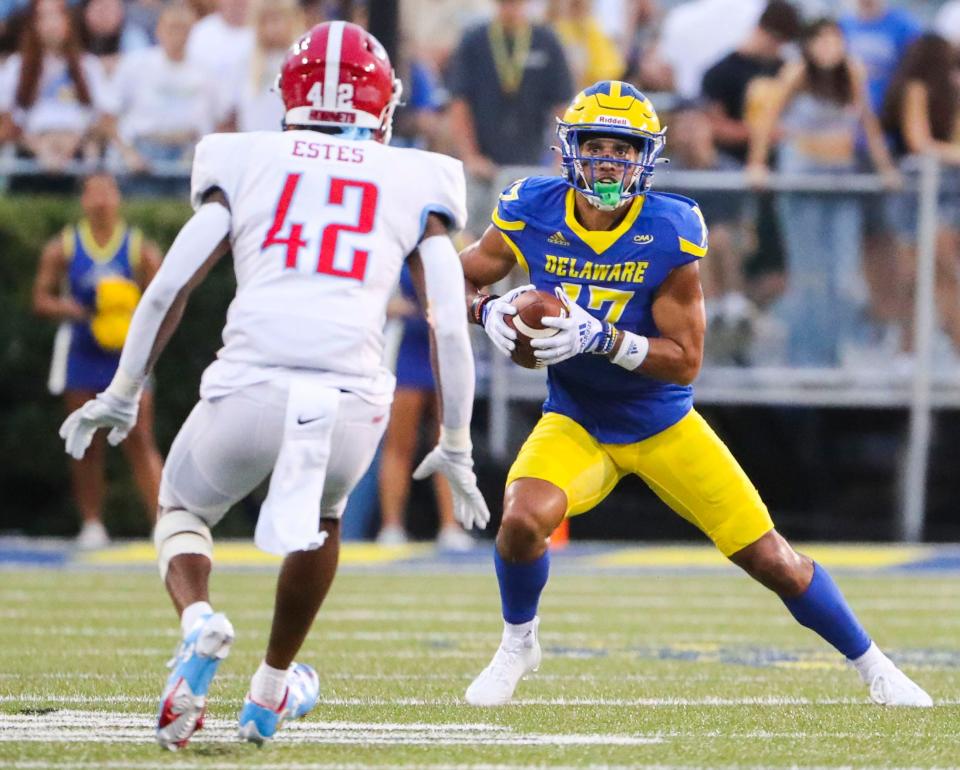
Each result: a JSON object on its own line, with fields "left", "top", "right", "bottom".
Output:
{"left": 505, "top": 289, "right": 567, "bottom": 369}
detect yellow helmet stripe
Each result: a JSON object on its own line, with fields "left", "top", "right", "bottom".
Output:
{"left": 610, "top": 81, "right": 621, "bottom": 98}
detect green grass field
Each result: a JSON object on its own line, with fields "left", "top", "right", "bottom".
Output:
{"left": 1, "top": 562, "right": 958, "bottom": 769}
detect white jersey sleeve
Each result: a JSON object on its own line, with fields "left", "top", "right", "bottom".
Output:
{"left": 190, "top": 133, "right": 245, "bottom": 210}
{"left": 417, "top": 152, "right": 467, "bottom": 233}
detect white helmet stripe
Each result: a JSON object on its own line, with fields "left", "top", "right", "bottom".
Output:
{"left": 323, "top": 21, "right": 345, "bottom": 109}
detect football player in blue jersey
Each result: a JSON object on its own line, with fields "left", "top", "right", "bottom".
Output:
{"left": 460, "top": 81, "right": 931, "bottom": 708}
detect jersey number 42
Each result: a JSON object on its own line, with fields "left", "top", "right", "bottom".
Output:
{"left": 262, "top": 172, "right": 378, "bottom": 281}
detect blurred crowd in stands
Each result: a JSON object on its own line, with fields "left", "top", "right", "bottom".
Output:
{"left": 4, "top": 0, "right": 960, "bottom": 370}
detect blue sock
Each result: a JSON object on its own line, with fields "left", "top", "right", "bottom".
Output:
{"left": 781, "top": 562, "right": 871, "bottom": 659}
{"left": 494, "top": 549, "right": 549, "bottom": 624}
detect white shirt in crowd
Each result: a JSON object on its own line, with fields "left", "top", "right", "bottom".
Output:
{"left": 0, "top": 53, "right": 117, "bottom": 135}
{"left": 186, "top": 12, "right": 254, "bottom": 121}
{"left": 660, "top": 0, "right": 765, "bottom": 99}
{"left": 234, "top": 50, "right": 286, "bottom": 133}
{"left": 112, "top": 46, "right": 217, "bottom": 143}
{"left": 190, "top": 130, "right": 466, "bottom": 403}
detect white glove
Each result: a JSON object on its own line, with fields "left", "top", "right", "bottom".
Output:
{"left": 482, "top": 283, "right": 535, "bottom": 357}
{"left": 412, "top": 445, "right": 491, "bottom": 530}
{"left": 59, "top": 391, "right": 139, "bottom": 460}
{"left": 532, "top": 287, "right": 609, "bottom": 365}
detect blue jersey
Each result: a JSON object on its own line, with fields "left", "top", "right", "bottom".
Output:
{"left": 839, "top": 10, "right": 920, "bottom": 115}
{"left": 492, "top": 176, "right": 707, "bottom": 443}
{"left": 63, "top": 219, "right": 141, "bottom": 391}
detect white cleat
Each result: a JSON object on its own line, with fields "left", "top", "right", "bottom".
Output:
{"left": 864, "top": 663, "right": 933, "bottom": 707}
{"left": 465, "top": 617, "right": 541, "bottom": 706}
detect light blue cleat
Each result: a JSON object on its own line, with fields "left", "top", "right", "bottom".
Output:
{"left": 238, "top": 663, "right": 320, "bottom": 746}
{"left": 156, "top": 612, "right": 235, "bottom": 751}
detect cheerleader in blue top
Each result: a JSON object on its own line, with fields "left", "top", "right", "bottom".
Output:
{"left": 32, "top": 172, "right": 164, "bottom": 549}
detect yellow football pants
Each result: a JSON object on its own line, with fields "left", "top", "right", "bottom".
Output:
{"left": 506, "top": 409, "right": 774, "bottom": 556}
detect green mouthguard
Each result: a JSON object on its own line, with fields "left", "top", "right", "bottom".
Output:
{"left": 593, "top": 181, "right": 622, "bottom": 207}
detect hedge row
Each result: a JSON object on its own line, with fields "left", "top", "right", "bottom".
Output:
{"left": 0, "top": 196, "right": 249, "bottom": 537}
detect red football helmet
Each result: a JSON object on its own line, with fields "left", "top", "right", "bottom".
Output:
{"left": 278, "top": 21, "right": 402, "bottom": 143}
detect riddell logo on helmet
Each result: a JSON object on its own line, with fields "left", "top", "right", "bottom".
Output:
{"left": 596, "top": 115, "right": 630, "bottom": 126}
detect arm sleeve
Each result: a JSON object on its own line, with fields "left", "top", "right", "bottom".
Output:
{"left": 421, "top": 153, "right": 468, "bottom": 233}
{"left": 190, "top": 134, "right": 243, "bottom": 211}
{"left": 418, "top": 234, "right": 475, "bottom": 448}
{"left": 110, "top": 202, "right": 231, "bottom": 394}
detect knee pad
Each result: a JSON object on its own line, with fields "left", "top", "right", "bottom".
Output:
{"left": 154, "top": 509, "right": 213, "bottom": 581}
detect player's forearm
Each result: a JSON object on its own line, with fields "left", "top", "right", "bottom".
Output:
{"left": 637, "top": 338, "right": 702, "bottom": 386}
{"left": 607, "top": 332, "right": 701, "bottom": 386}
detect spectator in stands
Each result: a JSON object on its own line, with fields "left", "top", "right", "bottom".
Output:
{"left": 702, "top": 0, "right": 801, "bottom": 165}
{"left": 111, "top": 1, "right": 215, "bottom": 181}
{"left": 882, "top": 33, "right": 960, "bottom": 353}
{"left": 186, "top": 0, "right": 253, "bottom": 126}
{"left": 747, "top": 18, "right": 898, "bottom": 366}
{"left": 227, "top": 0, "right": 303, "bottom": 132}
{"left": 697, "top": 0, "right": 800, "bottom": 352}
{"left": 623, "top": 0, "right": 669, "bottom": 91}
{"left": 0, "top": 0, "right": 117, "bottom": 180}
{"left": 839, "top": 0, "right": 921, "bottom": 353}
{"left": 376, "top": 266, "right": 474, "bottom": 552}
{"left": 446, "top": 0, "right": 572, "bottom": 236}
{"left": 400, "top": 0, "right": 493, "bottom": 69}
{"left": 32, "top": 172, "right": 163, "bottom": 549}
{"left": 651, "top": 0, "right": 764, "bottom": 99}
{"left": 391, "top": 41, "right": 445, "bottom": 150}
{"left": 840, "top": 0, "right": 920, "bottom": 116}
{"left": 78, "top": 0, "right": 150, "bottom": 75}
{"left": 548, "top": 0, "right": 625, "bottom": 92}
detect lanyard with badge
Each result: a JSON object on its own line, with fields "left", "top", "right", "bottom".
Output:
{"left": 488, "top": 21, "right": 532, "bottom": 96}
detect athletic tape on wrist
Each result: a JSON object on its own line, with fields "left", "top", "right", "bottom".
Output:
{"left": 440, "top": 426, "right": 472, "bottom": 452}
{"left": 611, "top": 331, "right": 649, "bottom": 371}
{"left": 105, "top": 368, "right": 143, "bottom": 402}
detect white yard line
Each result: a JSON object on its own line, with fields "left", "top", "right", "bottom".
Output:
{"left": 0, "top": 710, "right": 660, "bottom": 747}
{"left": 5, "top": 694, "right": 958, "bottom": 706}
{"left": 7, "top": 765, "right": 960, "bottom": 770}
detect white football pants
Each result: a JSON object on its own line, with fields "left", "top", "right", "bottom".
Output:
{"left": 158, "top": 381, "right": 389, "bottom": 527}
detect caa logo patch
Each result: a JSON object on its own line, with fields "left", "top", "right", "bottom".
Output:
{"left": 633, "top": 234, "right": 654, "bottom": 245}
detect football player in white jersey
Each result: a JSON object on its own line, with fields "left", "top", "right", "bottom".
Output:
{"left": 59, "top": 21, "right": 490, "bottom": 750}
